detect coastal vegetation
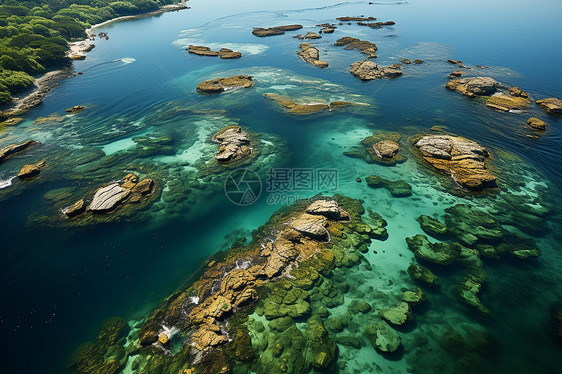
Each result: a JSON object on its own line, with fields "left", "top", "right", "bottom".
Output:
{"left": 0, "top": 0, "right": 177, "bottom": 105}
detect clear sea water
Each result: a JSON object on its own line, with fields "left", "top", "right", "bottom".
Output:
{"left": 0, "top": 0, "right": 561, "bottom": 372}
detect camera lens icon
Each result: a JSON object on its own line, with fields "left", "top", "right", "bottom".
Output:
{"left": 224, "top": 168, "right": 262, "bottom": 206}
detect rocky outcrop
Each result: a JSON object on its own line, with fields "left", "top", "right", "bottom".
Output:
{"left": 187, "top": 45, "right": 242, "bottom": 59}
{"left": 406, "top": 234, "right": 457, "bottom": 265}
{"left": 365, "top": 321, "right": 400, "bottom": 353}
{"left": 448, "top": 70, "right": 465, "bottom": 79}
{"left": 212, "top": 126, "right": 252, "bottom": 163}
{"left": 252, "top": 25, "right": 303, "bottom": 37}
{"left": 407, "top": 263, "right": 439, "bottom": 286}
{"left": 418, "top": 215, "right": 447, "bottom": 237}
{"left": 446, "top": 77, "right": 498, "bottom": 97}
{"left": 350, "top": 60, "right": 402, "bottom": 80}
{"left": 306, "top": 200, "right": 350, "bottom": 221}
{"left": 63, "top": 199, "right": 86, "bottom": 218}
{"left": 536, "top": 97, "right": 562, "bottom": 115}
{"left": 509, "top": 86, "right": 528, "bottom": 98}
{"left": 88, "top": 184, "right": 130, "bottom": 213}
{"left": 401, "top": 58, "right": 411, "bottom": 64}
{"left": 527, "top": 117, "right": 547, "bottom": 131}
{"left": 413, "top": 135, "right": 496, "bottom": 190}
{"left": 380, "top": 302, "right": 413, "bottom": 325}
{"left": 447, "top": 59, "right": 464, "bottom": 67}
{"left": 336, "top": 16, "right": 376, "bottom": 22}
{"left": 412, "top": 59, "right": 423, "bottom": 64}
{"left": 66, "top": 105, "right": 86, "bottom": 113}
{"left": 486, "top": 93, "right": 530, "bottom": 112}
{"left": 263, "top": 93, "right": 354, "bottom": 115}
{"left": 0, "top": 140, "right": 39, "bottom": 163}
{"left": 373, "top": 140, "right": 399, "bottom": 159}
{"left": 17, "top": 160, "right": 46, "bottom": 179}
{"left": 290, "top": 214, "right": 329, "bottom": 241}
{"left": 366, "top": 175, "right": 412, "bottom": 197}
{"left": 196, "top": 75, "right": 253, "bottom": 94}
{"left": 402, "top": 288, "right": 426, "bottom": 305}
{"left": 304, "top": 315, "right": 337, "bottom": 369}
{"left": 357, "top": 21, "right": 395, "bottom": 28}
{"left": 296, "top": 43, "right": 328, "bottom": 68}
{"left": 297, "top": 32, "right": 322, "bottom": 39}
{"left": 334, "top": 37, "right": 377, "bottom": 57}
{"left": 317, "top": 24, "right": 336, "bottom": 33}
{"left": 457, "top": 274, "right": 488, "bottom": 314}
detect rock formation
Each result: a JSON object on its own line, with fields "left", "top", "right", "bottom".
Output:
{"left": 17, "top": 160, "right": 46, "bottom": 179}
{"left": 212, "top": 126, "right": 252, "bottom": 163}
{"left": 263, "top": 93, "right": 353, "bottom": 115}
{"left": 527, "top": 117, "right": 547, "bottom": 131}
{"left": 350, "top": 60, "right": 402, "bottom": 80}
{"left": 196, "top": 75, "right": 254, "bottom": 94}
{"left": 413, "top": 135, "right": 496, "bottom": 190}
{"left": 536, "top": 97, "right": 562, "bottom": 115}
{"left": 66, "top": 105, "right": 86, "bottom": 113}
{"left": 486, "top": 93, "right": 530, "bottom": 111}
{"left": 187, "top": 45, "right": 242, "bottom": 59}
{"left": 446, "top": 77, "right": 498, "bottom": 97}
{"left": 252, "top": 25, "right": 303, "bottom": 37}
{"left": 0, "top": 140, "right": 39, "bottom": 163}
{"left": 365, "top": 321, "right": 400, "bottom": 352}
{"left": 334, "top": 37, "right": 377, "bottom": 57}
{"left": 297, "top": 43, "right": 328, "bottom": 68}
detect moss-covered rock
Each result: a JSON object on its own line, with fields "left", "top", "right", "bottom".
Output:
{"left": 366, "top": 175, "right": 412, "bottom": 197}
{"left": 305, "top": 315, "right": 338, "bottom": 369}
{"left": 457, "top": 274, "right": 489, "bottom": 314}
{"left": 445, "top": 205, "right": 503, "bottom": 247}
{"left": 407, "top": 263, "right": 439, "bottom": 286}
{"left": 418, "top": 215, "right": 447, "bottom": 238}
{"left": 365, "top": 321, "right": 401, "bottom": 352}
{"left": 380, "top": 301, "right": 413, "bottom": 325}
{"left": 402, "top": 288, "right": 426, "bottom": 305}
{"left": 406, "top": 234, "right": 457, "bottom": 265}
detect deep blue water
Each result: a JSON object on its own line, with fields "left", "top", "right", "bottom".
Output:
{"left": 0, "top": 0, "right": 561, "bottom": 372}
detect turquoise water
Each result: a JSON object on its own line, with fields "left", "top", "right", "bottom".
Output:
{"left": 0, "top": 0, "right": 561, "bottom": 372}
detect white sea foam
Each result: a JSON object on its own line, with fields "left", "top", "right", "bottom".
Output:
{"left": 0, "top": 176, "right": 16, "bottom": 189}
{"left": 118, "top": 57, "right": 136, "bottom": 64}
{"left": 189, "top": 296, "right": 200, "bottom": 304}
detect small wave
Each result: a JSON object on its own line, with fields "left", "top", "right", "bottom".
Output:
{"left": 116, "top": 57, "right": 136, "bottom": 64}
{"left": 0, "top": 176, "right": 16, "bottom": 189}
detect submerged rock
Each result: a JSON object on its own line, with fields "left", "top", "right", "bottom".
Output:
{"left": 509, "top": 86, "right": 529, "bottom": 98}
{"left": 457, "top": 274, "right": 488, "bottom": 314}
{"left": 448, "top": 70, "right": 466, "bottom": 79}
{"left": 17, "top": 160, "right": 46, "bottom": 179}
{"left": 212, "top": 126, "right": 252, "bottom": 163}
{"left": 366, "top": 175, "right": 412, "bottom": 197}
{"left": 486, "top": 93, "right": 530, "bottom": 112}
{"left": 380, "top": 302, "right": 413, "bottom": 325}
{"left": 444, "top": 204, "right": 503, "bottom": 247}
{"left": 196, "top": 75, "right": 253, "bottom": 94}
{"left": 408, "top": 263, "right": 439, "bottom": 286}
{"left": 0, "top": 140, "right": 39, "bottom": 163}
{"left": 365, "top": 321, "right": 401, "bottom": 352}
{"left": 334, "top": 37, "right": 377, "bottom": 57}
{"left": 297, "top": 43, "right": 329, "bottom": 68}
{"left": 536, "top": 97, "right": 562, "bottom": 115}
{"left": 418, "top": 215, "right": 447, "bottom": 237}
{"left": 350, "top": 60, "right": 403, "bottom": 80}
{"left": 263, "top": 92, "right": 354, "bottom": 115}
{"left": 527, "top": 117, "right": 547, "bottom": 131}
{"left": 402, "top": 288, "right": 426, "bottom": 305}
{"left": 446, "top": 77, "right": 498, "bottom": 97}
{"left": 401, "top": 58, "right": 411, "bottom": 64}
{"left": 252, "top": 24, "right": 303, "bottom": 37}
{"left": 414, "top": 134, "right": 496, "bottom": 191}
{"left": 304, "top": 314, "right": 337, "bottom": 369}
{"left": 406, "top": 234, "right": 457, "bottom": 265}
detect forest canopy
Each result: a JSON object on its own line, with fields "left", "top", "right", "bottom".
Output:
{"left": 0, "top": 0, "right": 177, "bottom": 106}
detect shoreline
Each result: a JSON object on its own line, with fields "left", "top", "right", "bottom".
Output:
{"left": 7, "top": 1, "right": 189, "bottom": 116}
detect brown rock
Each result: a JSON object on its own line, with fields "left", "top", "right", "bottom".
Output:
{"left": 17, "top": 160, "right": 46, "bottom": 179}
{"left": 305, "top": 200, "right": 350, "bottom": 221}
{"left": 196, "top": 75, "right": 253, "bottom": 94}
{"left": 448, "top": 70, "right": 466, "bottom": 79}
{"left": 131, "top": 179, "right": 154, "bottom": 195}
{"left": 527, "top": 117, "right": 547, "bottom": 131}
{"left": 65, "top": 105, "right": 86, "bottom": 113}
{"left": 334, "top": 37, "right": 377, "bottom": 57}
{"left": 536, "top": 98, "right": 562, "bottom": 115}
{"left": 158, "top": 333, "right": 168, "bottom": 344}
{"left": 212, "top": 126, "right": 252, "bottom": 163}
{"left": 336, "top": 16, "right": 377, "bottom": 21}
{"left": 219, "top": 49, "right": 242, "bottom": 59}
{"left": 290, "top": 213, "right": 329, "bottom": 240}
{"left": 373, "top": 140, "right": 399, "bottom": 159}
{"left": 486, "top": 93, "right": 530, "bottom": 112}
{"left": 0, "top": 117, "right": 23, "bottom": 126}
{"left": 446, "top": 77, "right": 498, "bottom": 97}
{"left": 412, "top": 59, "right": 424, "bottom": 64}
{"left": 191, "top": 324, "right": 229, "bottom": 351}
{"left": 70, "top": 55, "right": 86, "bottom": 60}
{"left": 303, "top": 32, "right": 322, "bottom": 39}
{"left": 64, "top": 199, "right": 86, "bottom": 218}
{"left": 401, "top": 58, "right": 411, "bottom": 64}
{"left": 414, "top": 135, "right": 496, "bottom": 190}
{"left": 187, "top": 45, "right": 220, "bottom": 56}
{"left": 509, "top": 86, "right": 529, "bottom": 98}
{"left": 350, "top": 60, "right": 402, "bottom": 80}
{"left": 252, "top": 25, "right": 303, "bottom": 37}
{"left": 121, "top": 173, "right": 139, "bottom": 189}
{"left": 297, "top": 43, "right": 328, "bottom": 68}
{"left": 0, "top": 140, "right": 39, "bottom": 163}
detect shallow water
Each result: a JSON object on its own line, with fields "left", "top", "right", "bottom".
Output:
{"left": 1, "top": 0, "right": 561, "bottom": 373}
